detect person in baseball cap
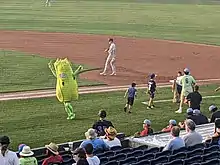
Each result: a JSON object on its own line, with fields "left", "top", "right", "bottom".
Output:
{"left": 161, "top": 119, "right": 177, "bottom": 133}
{"left": 134, "top": 119, "right": 153, "bottom": 137}
{"left": 147, "top": 73, "right": 157, "bottom": 109}
{"left": 209, "top": 105, "right": 220, "bottom": 123}
{"left": 191, "top": 109, "right": 209, "bottom": 125}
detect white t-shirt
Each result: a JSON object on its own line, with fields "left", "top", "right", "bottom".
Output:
{"left": 176, "top": 76, "right": 183, "bottom": 86}
{"left": 87, "top": 156, "right": 100, "bottom": 165}
{"left": 103, "top": 137, "right": 122, "bottom": 148}
{"left": 108, "top": 43, "right": 116, "bottom": 57}
{"left": 0, "top": 150, "right": 19, "bottom": 165}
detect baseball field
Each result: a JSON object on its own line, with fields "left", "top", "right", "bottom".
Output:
{"left": 1, "top": 0, "right": 220, "bottom": 150}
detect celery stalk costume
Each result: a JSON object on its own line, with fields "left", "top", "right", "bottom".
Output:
{"left": 48, "top": 58, "right": 83, "bottom": 120}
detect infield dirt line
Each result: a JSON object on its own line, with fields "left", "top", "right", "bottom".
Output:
{"left": 0, "top": 78, "right": 219, "bottom": 101}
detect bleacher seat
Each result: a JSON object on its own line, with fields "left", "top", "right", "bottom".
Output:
{"left": 110, "top": 146, "right": 122, "bottom": 151}
{"left": 132, "top": 145, "right": 148, "bottom": 151}
{"left": 144, "top": 147, "right": 159, "bottom": 154}
{"left": 118, "top": 157, "right": 137, "bottom": 165}
{"left": 137, "top": 153, "right": 155, "bottom": 162}
{"left": 155, "top": 150, "right": 171, "bottom": 158}
{"left": 172, "top": 147, "right": 187, "bottom": 155}
{"left": 202, "top": 151, "right": 220, "bottom": 162}
{"left": 191, "top": 163, "right": 201, "bottom": 165}
{"left": 48, "top": 163, "right": 62, "bottom": 165}
{"left": 201, "top": 159, "right": 220, "bottom": 165}
{"left": 104, "top": 160, "right": 118, "bottom": 165}
{"left": 97, "top": 150, "right": 115, "bottom": 158}
{"left": 203, "top": 145, "right": 219, "bottom": 154}
{"left": 131, "top": 160, "right": 150, "bottom": 165}
{"left": 164, "top": 159, "right": 184, "bottom": 165}
{"left": 127, "top": 150, "right": 143, "bottom": 158}
{"left": 115, "top": 148, "right": 132, "bottom": 155}
{"left": 108, "top": 153, "right": 126, "bottom": 162}
{"left": 186, "top": 148, "right": 204, "bottom": 158}
{"left": 169, "top": 152, "right": 186, "bottom": 162}
{"left": 100, "top": 157, "right": 108, "bottom": 164}
{"left": 188, "top": 143, "right": 205, "bottom": 151}
{"left": 184, "top": 155, "right": 202, "bottom": 165}
{"left": 151, "top": 156, "right": 169, "bottom": 165}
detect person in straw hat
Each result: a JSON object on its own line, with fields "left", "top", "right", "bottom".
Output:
{"left": 19, "top": 146, "right": 38, "bottom": 165}
{"left": 42, "top": 142, "right": 63, "bottom": 165}
{"left": 102, "top": 127, "right": 121, "bottom": 148}
{"left": 80, "top": 128, "right": 109, "bottom": 152}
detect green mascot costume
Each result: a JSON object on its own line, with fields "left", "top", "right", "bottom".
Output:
{"left": 48, "top": 58, "right": 83, "bottom": 120}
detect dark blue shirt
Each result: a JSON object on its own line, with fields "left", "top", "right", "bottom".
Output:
{"left": 148, "top": 79, "right": 156, "bottom": 92}
{"left": 128, "top": 87, "right": 137, "bottom": 98}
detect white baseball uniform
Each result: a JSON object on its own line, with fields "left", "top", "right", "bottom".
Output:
{"left": 102, "top": 42, "right": 116, "bottom": 74}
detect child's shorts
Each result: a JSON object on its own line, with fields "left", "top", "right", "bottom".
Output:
{"left": 127, "top": 97, "right": 134, "bottom": 106}
{"left": 148, "top": 91, "right": 155, "bottom": 99}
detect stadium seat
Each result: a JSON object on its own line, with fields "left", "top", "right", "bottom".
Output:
{"left": 104, "top": 160, "right": 118, "bottom": 165}
{"left": 115, "top": 148, "right": 132, "bottom": 155}
{"left": 164, "top": 159, "right": 184, "bottom": 165}
{"left": 130, "top": 160, "right": 150, "bottom": 165}
{"left": 94, "top": 149, "right": 105, "bottom": 155}
{"left": 201, "top": 159, "right": 220, "bottom": 165}
{"left": 186, "top": 148, "right": 204, "bottom": 158}
{"left": 190, "top": 163, "right": 201, "bottom": 165}
{"left": 127, "top": 150, "right": 144, "bottom": 158}
{"left": 169, "top": 152, "right": 187, "bottom": 162}
{"left": 118, "top": 157, "right": 137, "bottom": 165}
{"left": 203, "top": 145, "right": 220, "bottom": 154}
{"left": 137, "top": 153, "right": 155, "bottom": 162}
{"left": 144, "top": 147, "right": 160, "bottom": 154}
{"left": 188, "top": 143, "right": 205, "bottom": 151}
{"left": 132, "top": 145, "right": 148, "bottom": 151}
{"left": 172, "top": 147, "right": 187, "bottom": 155}
{"left": 110, "top": 146, "right": 122, "bottom": 151}
{"left": 202, "top": 151, "right": 220, "bottom": 162}
{"left": 100, "top": 157, "right": 108, "bottom": 164}
{"left": 48, "top": 163, "right": 62, "bottom": 165}
{"left": 184, "top": 155, "right": 202, "bottom": 165}
{"left": 155, "top": 150, "right": 171, "bottom": 158}
{"left": 108, "top": 153, "right": 126, "bottom": 162}
{"left": 150, "top": 156, "right": 169, "bottom": 165}
{"left": 97, "top": 150, "right": 115, "bottom": 158}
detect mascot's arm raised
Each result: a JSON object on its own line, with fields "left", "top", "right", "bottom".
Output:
{"left": 48, "top": 60, "right": 57, "bottom": 77}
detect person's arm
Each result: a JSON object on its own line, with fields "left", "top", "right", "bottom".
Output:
{"left": 172, "top": 79, "right": 176, "bottom": 92}
{"left": 34, "top": 158, "right": 38, "bottom": 165}
{"left": 124, "top": 89, "right": 128, "bottom": 98}
{"left": 210, "top": 114, "right": 215, "bottom": 123}
{"left": 215, "top": 87, "right": 220, "bottom": 92}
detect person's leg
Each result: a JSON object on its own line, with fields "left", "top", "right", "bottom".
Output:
{"left": 100, "top": 56, "right": 110, "bottom": 75}
{"left": 147, "top": 98, "right": 153, "bottom": 109}
{"left": 110, "top": 58, "right": 116, "bottom": 75}
{"left": 64, "top": 102, "right": 75, "bottom": 119}
{"left": 124, "top": 104, "right": 128, "bottom": 112}
{"left": 176, "top": 92, "right": 185, "bottom": 113}
{"left": 128, "top": 98, "right": 134, "bottom": 113}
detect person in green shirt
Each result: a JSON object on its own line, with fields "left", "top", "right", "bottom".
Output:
{"left": 19, "top": 146, "right": 38, "bottom": 165}
{"left": 175, "top": 68, "right": 196, "bottom": 114}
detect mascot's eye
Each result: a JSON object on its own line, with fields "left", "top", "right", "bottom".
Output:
{"left": 73, "top": 76, "right": 76, "bottom": 80}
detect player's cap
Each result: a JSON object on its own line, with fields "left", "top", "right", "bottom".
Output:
{"left": 169, "top": 119, "right": 177, "bottom": 125}
{"left": 98, "top": 110, "right": 107, "bottom": 118}
{"left": 209, "top": 105, "right": 218, "bottom": 112}
{"left": 143, "top": 119, "right": 151, "bottom": 126}
{"left": 193, "top": 109, "right": 201, "bottom": 114}
{"left": 184, "top": 68, "right": 190, "bottom": 73}
{"left": 187, "top": 108, "right": 193, "bottom": 115}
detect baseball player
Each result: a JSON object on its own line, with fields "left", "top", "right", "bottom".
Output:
{"left": 175, "top": 68, "right": 196, "bottom": 114}
{"left": 100, "top": 38, "right": 116, "bottom": 76}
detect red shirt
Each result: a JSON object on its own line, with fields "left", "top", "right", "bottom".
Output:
{"left": 140, "top": 126, "right": 153, "bottom": 136}
{"left": 42, "top": 155, "right": 63, "bottom": 165}
{"left": 162, "top": 125, "right": 173, "bottom": 133}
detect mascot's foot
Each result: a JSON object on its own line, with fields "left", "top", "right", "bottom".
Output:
{"left": 67, "top": 114, "right": 75, "bottom": 120}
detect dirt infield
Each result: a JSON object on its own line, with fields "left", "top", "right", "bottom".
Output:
{"left": 1, "top": 30, "right": 220, "bottom": 86}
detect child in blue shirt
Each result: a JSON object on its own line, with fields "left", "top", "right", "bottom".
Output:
{"left": 124, "top": 83, "right": 137, "bottom": 113}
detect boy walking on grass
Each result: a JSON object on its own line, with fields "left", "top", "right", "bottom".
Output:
{"left": 124, "top": 83, "right": 137, "bottom": 113}
{"left": 147, "top": 73, "right": 157, "bottom": 109}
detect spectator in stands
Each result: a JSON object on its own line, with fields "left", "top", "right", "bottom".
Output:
{"left": 163, "top": 126, "right": 185, "bottom": 151}
{"left": 183, "top": 119, "right": 203, "bottom": 147}
{"left": 72, "top": 148, "right": 89, "bottom": 165}
{"left": 191, "top": 109, "right": 209, "bottom": 125}
{"left": 85, "top": 143, "right": 100, "bottom": 165}
{"left": 92, "top": 110, "right": 114, "bottom": 136}
{"left": 102, "top": 127, "right": 122, "bottom": 148}
{"left": 161, "top": 119, "right": 177, "bottom": 133}
{"left": 179, "top": 108, "right": 194, "bottom": 128}
{"left": 0, "top": 136, "right": 19, "bottom": 165}
{"left": 19, "top": 145, "right": 38, "bottom": 165}
{"left": 205, "top": 118, "right": 220, "bottom": 145}
{"left": 134, "top": 119, "right": 153, "bottom": 137}
{"left": 80, "top": 128, "right": 109, "bottom": 152}
{"left": 186, "top": 85, "right": 202, "bottom": 110}
{"left": 42, "top": 142, "right": 63, "bottom": 165}
{"left": 209, "top": 105, "right": 220, "bottom": 123}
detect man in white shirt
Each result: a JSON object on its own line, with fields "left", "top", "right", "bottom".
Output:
{"left": 85, "top": 143, "right": 100, "bottom": 165}
{"left": 172, "top": 71, "right": 183, "bottom": 103}
{"left": 100, "top": 38, "right": 116, "bottom": 76}
{"left": 0, "top": 136, "right": 19, "bottom": 165}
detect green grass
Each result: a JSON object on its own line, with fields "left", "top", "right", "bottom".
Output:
{"left": 1, "top": 0, "right": 220, "bottom": 45}
{"left": 1, "top": 83, "right": 219, "bottom": 150}
{"left": 0, "top": 50, "right": 103, "bottom": 92}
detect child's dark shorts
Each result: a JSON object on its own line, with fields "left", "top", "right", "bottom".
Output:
{"left": 127, "top": 97, "right": 134, "bottom": 106}
{"left": 177, "top": 84, "right": 182, "bottom": 95}
{"left": 149, "top": 91, "right": 155, "bottom": 99}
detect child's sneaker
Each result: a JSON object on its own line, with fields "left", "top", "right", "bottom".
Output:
{"left": 151, "top": 105, "right": 155, "bottom": 108}
{"left": 147, "top": 106, "right": 152, "bottom": 109}
{"left": 124, "top": 107, "right": 127, "bottom": 112}
{"left": 128, "top": 111, "right": 131, "bottom": 114}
